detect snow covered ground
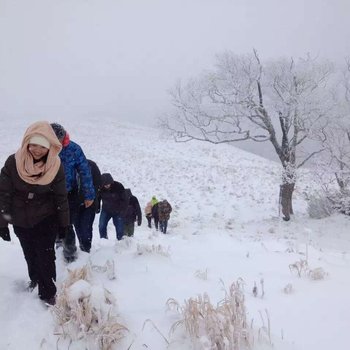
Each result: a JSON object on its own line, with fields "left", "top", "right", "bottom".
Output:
{"left": 0, "top": 117, "right": 349, "bottom": 350}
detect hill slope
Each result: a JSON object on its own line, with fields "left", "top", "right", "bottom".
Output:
{"left": 0, "top": 118, "right": 349, "bottom": 350}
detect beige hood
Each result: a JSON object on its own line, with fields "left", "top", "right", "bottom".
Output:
{"left": 15, "top": 121, "right": 62, "bottom": 185}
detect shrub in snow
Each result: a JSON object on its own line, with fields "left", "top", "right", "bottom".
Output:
{"left": 307, "top": 190, "right": 350, "bottom": 218}
{"left": 307, "top": 193, "right": 334, "bottom": 218}
{"left": 52, "top": 265, "right": 127, "bottom": 349}
{"left": 330, "top": 191, "right": 350, "bottom": 216}
{"left": 136, "top": 243, "right": 170, "bottom": 257}
{"left": 167, "top": 280, "right": 252, "bottom": 350}
{"left": 308, "top": 267, "right": 326, "bottom": 280}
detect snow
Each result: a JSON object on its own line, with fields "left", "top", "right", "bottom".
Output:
{"left": 0, "top": 117, "right": 349, "bottom": 349}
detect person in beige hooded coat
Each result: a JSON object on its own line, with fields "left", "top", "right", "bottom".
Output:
{"left": 0, "top": 121, "right": 69, "bottom": 305}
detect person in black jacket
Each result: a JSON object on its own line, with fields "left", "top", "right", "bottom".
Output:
{"left": 0, "top": 121, "right": 69, "bottom": 305}
{"left": 74, "top": 159, "right": 101, "bottom": 253}
{"left": 151, "top": 202, "right": 159, "bottom": 231}
{"left": 124, "top": 190, "right": 142, "bottom": 237}
{"left": 98, "top": 173, "right": 130, "bottom": 240}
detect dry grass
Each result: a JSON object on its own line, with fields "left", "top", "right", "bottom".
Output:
{"left": 308, "top": 267, "right": 326, "bottom": 280}
{"left": 97, "top": 316, "right": 129, "bottom": 350}
{"left": 289, "top": 259, "right": 308, "bottom": 277}
{"left": 257, "top": 309, "right": 272, "bottom": 346}
{"left": 136, "top": 243, "right": 170, "bottom": 257}
{"left": 52, "top": 265, "right": 128, "bottom": 349}
{"left": 167, "top": 280, "right": 252, "bottom": 350}
{"left": 289, "top": 260, "right": 327, "bottom": 281}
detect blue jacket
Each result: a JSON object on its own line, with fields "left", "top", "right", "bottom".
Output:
{"left": 59, "top": 140, "right": 95, "bottom": 200}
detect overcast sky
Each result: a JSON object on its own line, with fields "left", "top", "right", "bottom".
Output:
{"left": 0, "top": 0, "right": 349, "bottom": 126}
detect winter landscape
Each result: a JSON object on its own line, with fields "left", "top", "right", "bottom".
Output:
{"left": 1, "top": 0, "right": 350, "bottom": 349}
{"left": 0, "top": 118, "right": 349, "bottom": 350}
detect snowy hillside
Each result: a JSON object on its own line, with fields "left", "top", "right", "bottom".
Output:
{"left": 0, "top": 118, "right": 349, "bottom": 350}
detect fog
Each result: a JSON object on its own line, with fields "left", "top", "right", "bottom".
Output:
{"left": 0, "top": 0, "right": 349, "bottom": 132}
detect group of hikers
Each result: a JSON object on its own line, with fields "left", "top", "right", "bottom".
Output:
{"left": 0, "top": 121, "right": 172, "bottom": 305}
{"left": 144, "top": 196, "right": 172, "bottom": 234}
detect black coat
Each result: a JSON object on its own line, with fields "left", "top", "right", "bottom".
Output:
{"left": 98, "top": 181, "right": 130, "bottom": 217}
{"left": 151, "top": 202, "right": 159, "bottom": 219}
{"left": 124, "top": 193, "right": 142, "bottom": 225}
{"left": 78, "top": 159, "right": 102, "bottom": 210}
{"left": 0, "top": 154, "right": 69, "bottom": 228}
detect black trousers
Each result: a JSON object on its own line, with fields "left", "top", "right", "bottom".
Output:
{"left": 14, "top": 216, "right": 58, "bottom": 300}
{"left": 159, "top": 220, "right": 168, "bottom": 234}
{"left": 74, "top": 205, "right": 96, "bottom": 253}
{"left": 56, "top": 192, "right": 78, "bottom": 261}
{"left": 146, "top": 214, "right": 152, "bottom": 228}
{"left": 153, "top": 216, "right": 159, "bottom": 230}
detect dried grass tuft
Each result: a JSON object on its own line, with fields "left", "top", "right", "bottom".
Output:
{"left": 52, "top": 264, "right": 128, "bottom": 349}
{"left": 97, "top": 315, "right": 129, "bottom": 350}
{"left": 168, "top": 280, "right": 252, "bottom": 350}
{"left": 257, "top": 309, "right": 272, "bottom": 346}
{"left": 66, "top": 264, "right": 91, "bottom": 285}
{"left": 289, "top": 260, "right": 327, "bottom": 281}
{"left": 308, "top": 267, "right": 326, "bottom": 280}
{"left": 136, "top": 243, "right": 170, "bottom": 257}
{"left": 289, "top": 259, "right": 308, "bottom": 277}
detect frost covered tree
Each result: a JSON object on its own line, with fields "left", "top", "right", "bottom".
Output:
{"left": 308, "top": 58, "right": 350, "bottom": 216}
{"left": 319, "top": 124, "right": 350, "bottom": 192}
{"left": 313, "top": 58, "right": 350, "bottom": 192}
{"left": 160, "top": 51, "right": 334, "bottom": 220}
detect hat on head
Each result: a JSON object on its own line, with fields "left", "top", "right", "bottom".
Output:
{"left": 101, "top": 173, "right": 114, "bottom": 186}
{"left": 50, "top": 123, "right": 66, "bottom": 141}
{"left": 151, "top": 196, "right": 158, "bottom": 205}
{"left": 28, "top": 134, "right": 50, "bottom": 149}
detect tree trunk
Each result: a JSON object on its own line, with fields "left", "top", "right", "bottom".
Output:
{"left": 279, "top": 183, "right": 295, "bottom": 221}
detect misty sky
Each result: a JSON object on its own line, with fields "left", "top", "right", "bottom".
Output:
{"left": 0, "top": 0, "right": 349, "bottom": 126}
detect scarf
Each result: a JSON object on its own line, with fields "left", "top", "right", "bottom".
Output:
{"left": 15, "top": 121, "right": 62, "bottom": 185}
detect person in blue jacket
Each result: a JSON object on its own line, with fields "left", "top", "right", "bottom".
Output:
{"left": 51, "top": 123, "right": 95, "bottom": 263}
{"left": 75, "top": 159, "right": 101, "bottom": 253}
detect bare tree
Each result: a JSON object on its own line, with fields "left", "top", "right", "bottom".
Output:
{"left": 160, "top": 51, "right": 334, "bottom": 220}
{"left": 313, "top": 58, "right": 350, "bottom": 193}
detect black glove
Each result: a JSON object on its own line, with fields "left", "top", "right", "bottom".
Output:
{"left": 58, "top": 226, "right": 69, "bottom": 240}
{"left": 137, "top": 220, "right": 142, "bottom": 226}
{"left": 0, "top": 227, "right": 11, "bottom": 241}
